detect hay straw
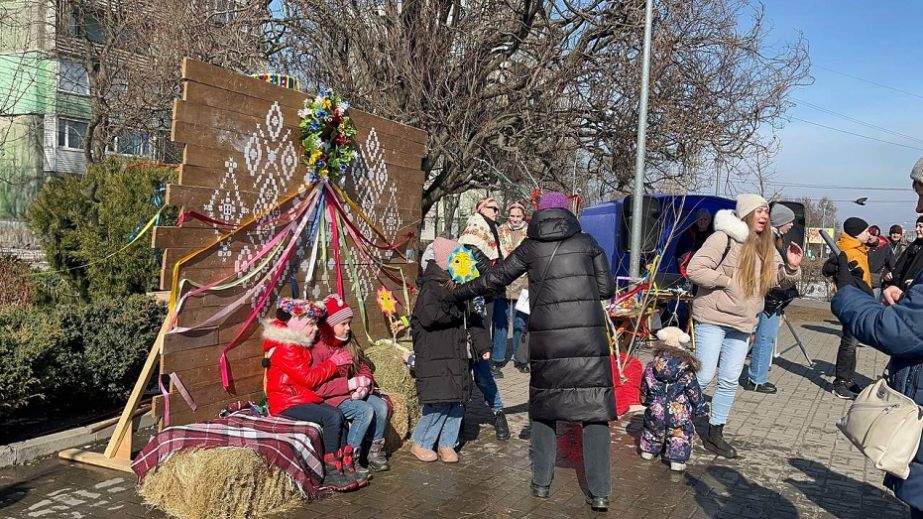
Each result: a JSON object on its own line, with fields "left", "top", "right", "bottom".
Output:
{"left": 365, "top": 339, "right": 419, "bottom": 445}
{"left": 138, "top": 447, "right": 306, "bottom": 519}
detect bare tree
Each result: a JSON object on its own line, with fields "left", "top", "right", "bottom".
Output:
{"left": 797, "top": 196, "right": 837, "bottom": 229}
{"left": 54, "top": 0, "right": 272, "bottom": 164}
{"left": 271, "top": 0, "right": 809, "bottom": 214}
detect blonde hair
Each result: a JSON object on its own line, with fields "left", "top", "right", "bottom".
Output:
{"left": 737, "top": 211, "right": 776, "bottom": 298}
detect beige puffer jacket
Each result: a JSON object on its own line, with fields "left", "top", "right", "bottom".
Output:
{"left": 687, "top": 210, "right": 800, "bottom": 334}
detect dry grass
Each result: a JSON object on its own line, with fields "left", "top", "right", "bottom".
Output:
{"left": 138, "top": 447, "right": 306, "bottom": 519}
{"left": 365, "top": 339, "right": 419, "bottom": 448}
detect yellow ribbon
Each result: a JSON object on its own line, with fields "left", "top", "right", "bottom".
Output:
{"left": 30, "top": 205, "right": 167, "bottom": 277}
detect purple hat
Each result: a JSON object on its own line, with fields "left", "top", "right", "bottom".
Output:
{"left": 538, "top": 192, "right": 570, "bottom": 210}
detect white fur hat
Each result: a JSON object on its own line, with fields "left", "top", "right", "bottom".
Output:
{"left": 657, "top": 326, "right": 691, "bottom": 350}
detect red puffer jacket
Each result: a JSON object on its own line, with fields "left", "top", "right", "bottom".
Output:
{"left": 311, "top": 327, "right": 375, "bottom": 407}
{"left": 262, "top": 319, "right": 337, "bottom": 415}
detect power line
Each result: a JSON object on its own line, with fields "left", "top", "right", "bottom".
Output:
{"left": 792, "top": 97, "right": 923, "bottom": 146}
{"left": 763, "top": 181, "right": 910, "bottom": 192}
{"left": 815, "top": 65, "right": 923, "bottom": 101}
{"left": 785, "top": 116, "right": 923, "bottom": 152}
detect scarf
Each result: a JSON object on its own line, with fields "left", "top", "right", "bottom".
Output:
{"left": 459, "top": 212, "right": 503, "bottom": 261}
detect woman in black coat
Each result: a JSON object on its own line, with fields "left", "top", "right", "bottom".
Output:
{"left": 453, "top": 192, "right": 616, "bottom": 511}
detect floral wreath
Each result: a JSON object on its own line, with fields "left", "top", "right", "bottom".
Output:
{"left": 298, "top": 88, "right": 358, "bottom": 183}
{"left": 278, "top": 297, "right": 327, "bottom": 319}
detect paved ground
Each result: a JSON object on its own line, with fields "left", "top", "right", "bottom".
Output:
{"left": 0, "top": 303, "right": 911, "bottom": 518}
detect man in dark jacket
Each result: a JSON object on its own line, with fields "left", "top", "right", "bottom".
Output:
{"left": 452, "top": 191, "right": 616, "bottom": 512}
{"left": 827, "top": 155, "right": 923, "bottom": 519}
{"left": 887, "top": 216, "right": 923, "bottom": 291}
{"left": 866, "top": 225, "right": 893, "bottom": 296}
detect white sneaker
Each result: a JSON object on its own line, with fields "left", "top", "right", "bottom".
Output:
{"left": 670, "top": 462, "right": 686, "bottom": 472}
{"left": 640, "top": 451, "right": 655, "bottom": 461}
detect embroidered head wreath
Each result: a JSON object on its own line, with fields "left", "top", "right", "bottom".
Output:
{"left": 278, "top": 297, "right": 327, "bottom": 320}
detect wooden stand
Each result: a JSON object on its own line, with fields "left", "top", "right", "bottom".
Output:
{"left": 58, "top": 317, "right": 170, "bottom": 473}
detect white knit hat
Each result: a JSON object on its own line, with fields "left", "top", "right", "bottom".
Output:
{"left": 911, "top": 155, "right": 923, "bottom": 183}
{"left": 736, "top": 193, "right": 769, "bottom": 218}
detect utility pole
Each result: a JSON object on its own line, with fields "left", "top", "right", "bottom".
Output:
{"left": 628, "top": 0, "right": 654, "bottom": 279}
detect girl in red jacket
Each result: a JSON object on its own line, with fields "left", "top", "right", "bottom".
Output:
{"left": 312, "top": 295, "right": 391, "bottom": 473}
{"left": 262, "top": 297, "right": 366, "bottom": 491}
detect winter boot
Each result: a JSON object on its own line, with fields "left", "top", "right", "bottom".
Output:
{"left": 702, "top": 424, "right": 737, "bottom": 458}
{"left": 494, "top": 410, "right": 511, "bottom": 441}
{"left": 670, "top": 462, "right": 686, "bottom": 472}
{"left": 640, "top": 451, "right": 656, "bottom": 461}
{"left": 321, "top": 451, "right": 359, "bottom": 492}
{"left": 586, "top": 495, "right": 609, "bottom": 512}
{"left": 341, "top": 446, "right": 369, "bottom": 488}
{"left": 367, "top": 438, "right": 391, "bottom": 472}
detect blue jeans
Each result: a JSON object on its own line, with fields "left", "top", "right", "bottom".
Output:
{"left": 338, "top": 394, "right": 389, "bottom": 449}
{"left": 411, "top": 403, "right": 464, "bottom": 449}
{"left": 472, "top": 359, "right": 504, "bottom": 411}
{"left": 747, "top": 311, "right": 781, "bottom": 385}
{"left": 695, "top": 322, "right": 750, "bottom": 426}
{"left": 491, "top": 298, "right": 528, "bottom": 364}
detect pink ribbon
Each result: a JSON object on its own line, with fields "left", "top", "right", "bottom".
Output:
{"left": 158, "top": 372, "right": 197, "bottom": 427}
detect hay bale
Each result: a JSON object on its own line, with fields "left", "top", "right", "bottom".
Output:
{"left": 138, "top": 447, "right": 305, "bottom": 519}
{"left": 365, "top": 339, "right": 419, "bottom": 445}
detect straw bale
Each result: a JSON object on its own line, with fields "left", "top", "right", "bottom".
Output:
{"left": 365, "top": 339, "right": 419, "bottom": 445}
{"left": 138, "top": 447, "right": 306, "bottom": 519}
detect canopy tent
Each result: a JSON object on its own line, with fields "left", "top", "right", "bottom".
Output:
{"left": 580, "top": 194, "right": 736, "bottom": 279}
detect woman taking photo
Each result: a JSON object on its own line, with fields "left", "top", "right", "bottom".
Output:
{"left": 686, "top": 194, "right": 802, "bottom": 458}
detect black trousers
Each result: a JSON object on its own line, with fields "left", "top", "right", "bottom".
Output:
{"left": 834, "top": 326, "right": 859, "bottom": 383}
{"left": 531, "top": 419, "right": 611, "bottom": 498}
{"left": 281, "top": 403, "right": 347, "bottom": 456}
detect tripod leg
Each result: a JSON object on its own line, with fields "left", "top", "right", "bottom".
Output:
{"left": 782, "top": 315, "right": 814, "bottom": 368}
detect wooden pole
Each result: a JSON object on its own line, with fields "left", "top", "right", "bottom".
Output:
{"left": 58, "top": 313, "right": 172, "bottom": 472}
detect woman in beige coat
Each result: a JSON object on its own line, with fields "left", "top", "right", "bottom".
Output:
{"left": 686, "top": 194, "right": 802, "bottom": 458}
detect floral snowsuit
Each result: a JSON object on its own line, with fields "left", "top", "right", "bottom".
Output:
{"left": 640, "top": 353, "right": 708, "bottom": 462}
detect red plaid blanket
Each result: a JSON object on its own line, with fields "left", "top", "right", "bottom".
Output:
{"left": 132, "top": 414, "right": 325, "bottom": 498}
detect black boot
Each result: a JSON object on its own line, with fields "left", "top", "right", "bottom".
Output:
{"left": 531, "top": 482, "right": 550, "bottom": 498}
{"left": 321, "top": 452, "right": 359, "bottom": 492}
{"left": 367, "top": 438, "right": 391, "bottom": 472}
{"left": 702, "top": 424, "right": 737, "bottom": 458}
{"left": 586, "top": 495, "right": 609, "bottom": 512}
{"left": 341, "top": 446, "right": 369, "bottom": 488}
{"left": 494, "top": 410, "right": 511, "bottom": 441}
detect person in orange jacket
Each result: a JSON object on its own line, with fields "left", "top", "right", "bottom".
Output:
{"left": 262, "top": 297, "right": 366, "bottom": 491}
{"left": 831, "top": 217, "right": 871, "bottom": 399}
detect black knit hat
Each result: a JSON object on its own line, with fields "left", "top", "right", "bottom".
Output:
{"left": 843, "top": 217, "right": 869, "bottom": 238}
{"left": 917, "top": 216, "right": 923, "bottom": 225}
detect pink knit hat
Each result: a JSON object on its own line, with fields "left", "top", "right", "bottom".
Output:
{"left": 538, "top": 191, "right": 570, "bottom": 210}
{"left": 322, "top": 294, "right": 353, "bottom": 326}
{"left": 432, "top": 237, "right": 460, "bottom": 270}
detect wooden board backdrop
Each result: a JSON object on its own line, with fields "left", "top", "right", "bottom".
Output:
{"left": 152, "top": 58, "right": 426, "bottom": 427}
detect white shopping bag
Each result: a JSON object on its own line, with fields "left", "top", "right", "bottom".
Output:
{"left": 515, "top": 289, "right": 530, "bottom": 315}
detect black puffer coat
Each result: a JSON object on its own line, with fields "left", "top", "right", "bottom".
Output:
{"left": 411, "top": 261, "right": 490, "bottom": 405}
{"left": 454, "top": 208, "right": 617, "bottom": 422}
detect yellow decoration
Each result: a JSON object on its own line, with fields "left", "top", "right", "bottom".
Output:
{"left": 377, "top": 286, "right": 397, "bottom": 317}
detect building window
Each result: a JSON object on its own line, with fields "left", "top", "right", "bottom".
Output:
{"left": 58, "top": 60, "right": 89, "bottom": 95}
{"left": 106, "top": 130, "right": 156, "bottom": 157}
{"left": 58, "top": 118, "right": 88, "bottom": 150}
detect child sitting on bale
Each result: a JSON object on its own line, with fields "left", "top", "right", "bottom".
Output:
{"left": 262, "top": 297, "right": 368, "bottom": 491}
{"left": 409, "top": 237, "right": 491, "bottom": 463}
{"left": 312, "top": 294, "right": 391, "bottom": 474}
{"left": 639, "top": 327, "right": 709, "bottom": 472}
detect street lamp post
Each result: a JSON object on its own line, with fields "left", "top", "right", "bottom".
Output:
{"left": 628, "top": 0, "right": 654, "bottom": 279}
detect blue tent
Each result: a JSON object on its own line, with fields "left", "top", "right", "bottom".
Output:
{"left": 580, "top": 194, "right": 736, "bottom": 280}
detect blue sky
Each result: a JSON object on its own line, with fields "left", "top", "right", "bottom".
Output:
{"left": 745, "top": 0, "right": 923, "bottom": 230}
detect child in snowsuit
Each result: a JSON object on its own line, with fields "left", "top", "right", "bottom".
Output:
{"left": 639, "top": 326, "right": 709, "bottom": 472}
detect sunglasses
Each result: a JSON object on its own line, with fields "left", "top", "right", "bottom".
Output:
{"left": 484, "top": 206, "right": 500, "bottom": 212}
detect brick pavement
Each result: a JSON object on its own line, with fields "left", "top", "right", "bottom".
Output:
{"left": 0, "top": 308, "right": 911, "bottom": 518}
